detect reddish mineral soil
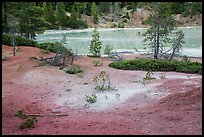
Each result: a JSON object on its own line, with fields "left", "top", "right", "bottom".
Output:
{"left": 2, "top": 45, "right": 202, "bottom": 135}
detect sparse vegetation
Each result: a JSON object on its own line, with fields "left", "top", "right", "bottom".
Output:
{"left": 66, "top": 66, "right": 83, "bottom": 74}
{"left": 92, "top": 60, "right": 103, "bottom": 66}
{"left": 15, "top": 109, "right": 37, "bottom": 129}
{"left": 104, "top": 45, "right": 113, "bottom": 55}
{"left": 136, "top": 71, "right": 156, "bottom": 85}
{"left": 181, "top": 55, "right": 190, "bottom": 62}
{"left": 143, "top": 71, "right": 156, "bottom": 81}
{"left": 93, "top": 71, "right": 117, "bottom": 91}
{"left": 159, "top": 73, "right": 166, "bottom": 79}
{"left": 85, "top": 94, "right": 97, "bottom": 103}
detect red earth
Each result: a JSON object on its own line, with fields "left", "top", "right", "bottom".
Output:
{"left": 2, "top": 45, "right": 202, "bottom": 135}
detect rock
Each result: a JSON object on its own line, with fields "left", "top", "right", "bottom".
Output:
{"left": 66, "top": 89, "right": 71, "bottom": 91}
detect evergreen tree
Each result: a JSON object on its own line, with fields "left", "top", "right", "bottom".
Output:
{"left": 47, "top": 3, "right": 55, "bottom": 25}
{"left": 42, "top": 2, "right": 48, "bottom": 20}
{"left": 141, "top": 2, "right": 179, "bottom": 59}
{"left": 91, "top": 2, "right": 99, "bottom": 24}
{"left": 55, "top": 2, "right": 67, "bottom": 27}
{"left": 71, "top": 5, "right": 77, "bottom": 20}
{"left": 89, "top": 28, "right": 102, "bottom": 57}
{"left": 113, "top": 2, "right": 120, "bottom": 19}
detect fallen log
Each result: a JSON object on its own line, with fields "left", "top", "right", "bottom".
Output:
{"left": 27, "top": 113, "right": 69, "bottom": 117}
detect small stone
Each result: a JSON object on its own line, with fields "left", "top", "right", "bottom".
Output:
{"left": 2, "top": 96, "right": 4, "bottom": 98}
{"left": 83, "top": 82, "right": 88, "bottom": 85}
{"left": 66, "top": 89, "right": 71, "bottom": 91}
{"left": 132, "top": 108, "right": 137, "bottom": 110}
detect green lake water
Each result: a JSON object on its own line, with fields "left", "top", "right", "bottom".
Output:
{"left": 36, "top": 26, "right": 202, "bottom": 57}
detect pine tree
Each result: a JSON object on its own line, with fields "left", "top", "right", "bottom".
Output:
{"left": 113, "top": 2, "right": 120, "bottom": 19}
{"left": 71, "top": 5, "right": 77, "bottom": 20}
{"left": 91, "top": 2, "right": 99, "bottom": 24}
{"left": 47, "top": 3, "right": 55, "bottom": 25}
{"left": 55, "top": 2, "right": 67, "bottom": 27}
{"left": 89, "top": 28, "right": 102, "bottom": 57}
{"left": 142, "top": 2, "right": 178, "bottom": 59}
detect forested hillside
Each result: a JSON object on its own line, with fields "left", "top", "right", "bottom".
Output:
{"left": 2, "top": 2, "right": 202, "bottom": 39}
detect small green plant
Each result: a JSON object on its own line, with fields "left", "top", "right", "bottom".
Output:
{"left": 118, "top": 22, "right": 125, "bottom": 28}
{"left": 135, "top": 71, "right": 156, "bottom": 85}
{"left": 20, "top": 117, "right": 37, "bottom": 129}
{"left": 93, "top": 71, "right": 117, "bottom": 91}
{"left": 85, "top": 94, "right": 97, "bottom": 103}
{"left": 41, "top": 49, "right": 49, "bottom": 54}
{"left": 159, "top": 72, "right": 166, "bottom": 79}
{"left": 66, "top": 66, "right": 83, "bottom": 74}
{"left": 77, "top": 72, "right": 85, "bottom": 78}
{"left": 182, "top": 55, "right": 190, "bottom": 62}
{"left": 92, "top": 60, "right": 103, "bottom": 66}
{"left": 143, "top": 71, "right": 156, "bottom": 81}
{"left": 15, "top": 47, "right": 22, "bottom": 53}
{"left": 15, "top": 109, "right": 37, "bottom": 129}
{"left": 89, "top": 28, "right": 102, "bottom": 57}
{"left": 104, "top": 45, "right": 113, "bottom": 55}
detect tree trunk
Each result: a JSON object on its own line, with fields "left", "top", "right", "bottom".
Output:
{"left": 155, "top": 16, "right": 160, "bottom": 59}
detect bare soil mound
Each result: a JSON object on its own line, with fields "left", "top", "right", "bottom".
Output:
{"left": 2, "top": 45, "right": 202, "bottom": 135}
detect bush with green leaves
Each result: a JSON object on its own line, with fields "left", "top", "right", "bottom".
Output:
{"left": 93, "top": 71, "right": 117, "bottom": 91}
{"left": 92, "top": 60, "right": 103, "bottom": 66}
{"left": 15, "top": 109, "right": 37, "bottom": 129}
{"left": 104, "top": 45, "right": 113, "bottom": 55}
{"left": 159, "top": 72, "right": 166, "bottom": 79}
{"left": 66, "top": 66, "right": 83, "bottom": 74}
{"left": 143, "top": 71, "right": 156, "bottom": 81}
{"left": 85, "top": 94, "right": 97, "bottom": 103}
{"left": 67, "top": 18, "right": 88, "bottom": 29}
{"left": 2, "top": 34, "right": 38, "bottom": 47}
{"left": 89, "top": 28, "right": 102, "bottom": 57}
{"left": 37, "top": 42, "right": 68, "bottom": 54}
{"left": 109, "top": 58, "right": 202, "bottom": 74}
{"left": 136, "top": 71, "right": 156, "bottom": 85}
{"left": 118, "top": 22, "right": 125, "bottom": 28}
{"left": 181, "top": 55, "right": 190, "bottom": 62}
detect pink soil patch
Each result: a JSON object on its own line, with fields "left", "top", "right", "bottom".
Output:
{"left": 2, "top": 45, "right": 202, "bottom": 135}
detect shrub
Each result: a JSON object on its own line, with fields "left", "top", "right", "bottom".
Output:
{"left": 37, "top": 42, "right": 68, "bottom": 54}
{"left": 92, "top": 60, "right": 103, "bottom": 66}
{"left": 87, "top": 55, "right": 101, "bottom": 58}
{"left": 93, "top": 71, "right": 117, "bottom": 91}
{"left": 2, "top": 34, "right": 38, "bottom": 47}
{"left": 89, "top": 28, "right": 102, "bottom": 57}
{"left": 118, "top": 22, "right": 125, "bottom": 28}
{"left": 104, "top": 45, "right": 113, "bottom": 55}
{"left": 109, "top": 58, "right": 202, "bottom": 74}
{"left": 67, "top": 18, "right": 88, "bottom": 29}
{"left": 66, "top": 66, "right": 83, "bottom": 74}
{"left": 15, "top": 109, "right": 37, "bottom": 129}
{"left": 85, "top": 94, "right": 97, "bottom": 103}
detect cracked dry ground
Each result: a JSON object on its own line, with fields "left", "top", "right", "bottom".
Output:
{"left": 2, "top": 45, "right": 202, "bottom": 135}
